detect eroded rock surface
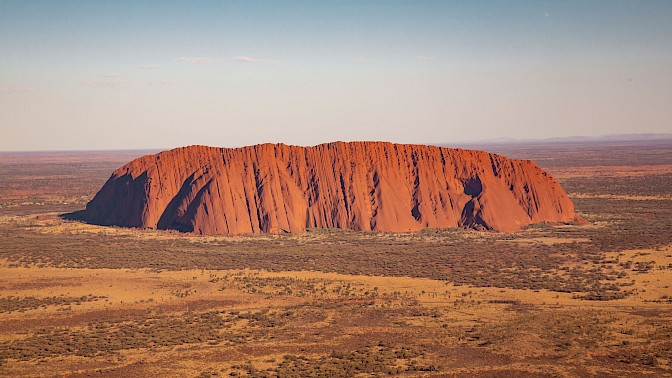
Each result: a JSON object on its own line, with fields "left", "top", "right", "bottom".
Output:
{"left": 84, "top": 142, "right": 582, "bottom": 234}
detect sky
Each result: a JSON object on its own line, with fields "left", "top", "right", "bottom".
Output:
{"left": 1, "top": 0, "right": 671, "bottom": 151}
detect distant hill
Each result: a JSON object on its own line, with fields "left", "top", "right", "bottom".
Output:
{"left": 440, "top": 133, "right": 672, "bottom": 148}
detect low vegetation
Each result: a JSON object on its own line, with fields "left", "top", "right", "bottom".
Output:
{"left": 1, "top": 142, "right": 671, "bottom": 376}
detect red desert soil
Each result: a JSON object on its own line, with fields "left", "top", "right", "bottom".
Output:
{"left": 84, "top": 142, "right": 582, "bottom": 235}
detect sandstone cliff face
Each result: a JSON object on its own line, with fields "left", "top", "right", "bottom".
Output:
{"left": 84, "top": 142, "right": 582, "bottom": 234}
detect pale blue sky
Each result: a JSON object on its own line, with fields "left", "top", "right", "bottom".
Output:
{"left": 1, "top": 0, "right": 671, "bottom": 151}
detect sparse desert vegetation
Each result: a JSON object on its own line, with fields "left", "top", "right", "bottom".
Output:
{"left": 1, "top": 141, "right": 671, "bottom": 377}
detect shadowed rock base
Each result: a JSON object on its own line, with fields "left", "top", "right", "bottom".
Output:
{"left": 84, "top": 142, "right": 583, "bottom": 235}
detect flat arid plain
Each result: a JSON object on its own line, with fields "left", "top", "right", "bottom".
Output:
{"left": 1, "top": 141, "right": 671, "bottom": 377}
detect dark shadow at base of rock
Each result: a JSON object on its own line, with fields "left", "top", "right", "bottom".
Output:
{"left": 59, "top": 210, "right": 87, "bottom": 222}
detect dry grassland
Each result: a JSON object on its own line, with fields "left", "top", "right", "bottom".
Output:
{"left": 1, "top": 141, "right": 671, "bottom": 377}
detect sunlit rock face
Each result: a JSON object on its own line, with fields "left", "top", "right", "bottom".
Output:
{"left": 85, "top": 142, "right": 582, "bottom": 235}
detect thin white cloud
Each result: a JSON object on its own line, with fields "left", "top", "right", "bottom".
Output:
{"left": 145, "top": 80, "right": 176, "bottom": 87}
{"left": 140, "top": 64, "right": 160, "bottom": 69}
{"left": 176, "top": 57, "right": 216, "bottom": 64}
{"left": 416, "top": 55, "right": 436, "bottom": 60}
{"left": 0, "top": 85, "right": 36, "bottom": 93}
{"left": 231, "top": 55, "right": 279, "bottom": 64}
{"left": 103, "top": 72, "right": 122, "bottom": 78}
{"left": 81, "top": 80, "right": 129, "bottom": 89}
{"left": 82, "top": 77, "right": 178, "bottom": 89}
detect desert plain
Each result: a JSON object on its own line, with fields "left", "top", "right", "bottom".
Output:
{"left": 0, "top": 140, "right": 671, "bottom": 377}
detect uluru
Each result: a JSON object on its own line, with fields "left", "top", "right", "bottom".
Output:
{"left": 83, "top": 142, "right": 582, "bottom": 235}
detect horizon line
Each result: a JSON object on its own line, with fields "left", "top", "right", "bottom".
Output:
{"left": 1, "top": 132, "right": 672, "bottom": 154}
